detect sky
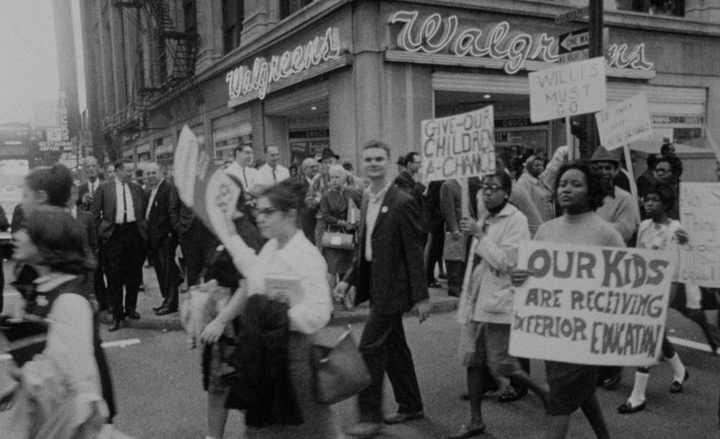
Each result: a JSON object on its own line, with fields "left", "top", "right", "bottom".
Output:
{"left": 0, "top": 0, "right": 59, "bottom": 124}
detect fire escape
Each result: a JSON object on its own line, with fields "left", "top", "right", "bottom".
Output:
{"left": 102, "top": 0, "right": 199, "bottom": 136}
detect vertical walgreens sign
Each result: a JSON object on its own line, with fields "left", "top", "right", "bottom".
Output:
{"left": 226, "top": 28, "right": 341, "bottom": 105}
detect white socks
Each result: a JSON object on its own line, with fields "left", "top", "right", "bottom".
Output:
{"left": 667, "top": 353, "right": 686, "bottom": 383}
{"left": 627, "top": 371, "right": 649, "bottom": 407}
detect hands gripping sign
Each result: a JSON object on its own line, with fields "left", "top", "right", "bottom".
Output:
{"left": 509, "top": 241, "right": 675, "bottom": 367}
{"left": 173, "top": 125, "right": 243, "bottom": 246}
{"left": 421, "top": 105, "right": 496, "bottom": 182}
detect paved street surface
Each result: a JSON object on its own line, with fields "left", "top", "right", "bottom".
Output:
{"left": 3, "top": 311, "right": 718, "bottom": 439}
{"left": 1, "top": 262, "right": 719, "bottom": 438}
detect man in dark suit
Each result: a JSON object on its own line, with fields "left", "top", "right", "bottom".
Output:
{"left": 91, "top": 158, "right": 148, "bottom": 331}
{"left": 336, "top": 140, "right": 430, "bottom": 438}
{"left": 169, "top": 185, "right": 218, "bottom": 288}
{"left": 78, "top": 155, "right": 103, "bottom": 210}
{"left": 77, "top": 155, "right": 109, "bottom": 311}
{"left": 299, "top": 157, "right": 320, "bottom": 244}
{"left": 144, "top": 163, "right": 180, "bottom": 315}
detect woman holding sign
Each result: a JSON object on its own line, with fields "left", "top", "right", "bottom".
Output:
{"left": 450, "top": 171, "right": 549, "bottom": 439}
{"left": 512, "top": 162, "right": 624, "bottom": 439}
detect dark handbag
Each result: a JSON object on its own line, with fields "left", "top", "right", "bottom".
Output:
{"left": 320, "top": 226, "right": 354, "bottom": 250}
{"left": 310, "top": 330, "right": 371, "bottom": 405}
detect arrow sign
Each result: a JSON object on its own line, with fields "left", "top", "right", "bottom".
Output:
{"left": 559, "top": 29, "right": 589, "bottom": 54}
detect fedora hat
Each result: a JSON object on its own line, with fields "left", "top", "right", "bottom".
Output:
{"left": 590, "top": 146, "right": 621, "bottom": 166}
{"left": 320, "top": 147, "right": 340, "bottom": 162}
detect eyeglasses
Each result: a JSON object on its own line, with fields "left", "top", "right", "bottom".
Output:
{"left": 479, "top": 184, "right": 504, "bottom": 192}
{"left": 654, "top": 168, "right": 671, "bottom": 174}
{"left": 252, "top": 207, "right": 279, "bottom": 217}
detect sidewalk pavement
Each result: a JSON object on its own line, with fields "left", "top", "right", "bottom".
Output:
{"left": 113, "top": 266, "right": 460, "bottom": 331}
{"left": 3, "top": 261, "right": 459, "bottom": 332}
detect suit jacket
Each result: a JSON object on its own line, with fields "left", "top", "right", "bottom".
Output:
{"left": 394, "top": 171, "right": 427, "bottom": 235}
{"left": 146, "top": 179, "right": 176, "bottom": 250}
{"left": 169, "top": 183, "right": 196, "bottom": 238}
{"left": 297, "top": 176, "right": 318, "bottom": 243}
{"left": 77, "top": 179, "right": 102, "bottom": 210}
{"left": 344, "top": 185, "right": 428, "bottom": 315}
{"left": 76, "top": 208, "right": 98, "bottom": 255}
{"left": 91, "top": 180, "right": 148, "bottom": 244}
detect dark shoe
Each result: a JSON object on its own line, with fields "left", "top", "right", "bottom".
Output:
{"left": 498, "top": 385, "right": 527, "bottom": 403}
{"left": 343, "top": 422, "right": 383, "bottom": 438}
{"left": 154, "top": 307, "right": 177, "bottom": 316}
{"left": 429, "top": 281, "right": 441, "bottom": 288}
{"left": 383, "top": 410, "right": 424, "bottom": 424}
{"left": 449, "top": 423, "right": 486, "bottom": 439}
{"left": 602, "top": 375, "right": 622, "bottom": 390}
{"left": 439, "top": 273, "right": 447, "bottom": 279}
{"left": 670, "top": 370, "right": 689, "bottom": 393}
{"left": 108, "top": 319, "right": 126, "bottom": 332}
{"left": 125, "top": 311, "right": 141, "bottom": 320}
{"left": 617, "top": 401, "right": 646, "bottom": 414}
{"left": 152, "top": 302, "right": 167, "bottom": 312}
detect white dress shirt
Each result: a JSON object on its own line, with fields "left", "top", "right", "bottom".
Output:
{"left": 226, "top": 230, "right": 332, "bottom": 334}
{"left": 115, "top": 179, "right": 136, "bottom": 224}
{"left": 87, "top": 178, "right": 100, "bottom": 198}
{"left": 225, "top": 162, "right": 258, "bottom": 191}
{"left": 255, "top": 163, "right": 290, "bottom": 188}
{"left": 364, "top": 181, "right": 392, "bottom": 262}
{"left": 146, "top": 179, "right": 163, "bottom": 220}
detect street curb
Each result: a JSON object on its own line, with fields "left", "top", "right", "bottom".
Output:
{"left": 98, "top": 298, "right": 460, "bottom": 332}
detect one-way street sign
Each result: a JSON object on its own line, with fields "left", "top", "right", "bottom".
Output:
{"left": 559, "top": 29, "right": 589, "bottom": 53}
{"left": 558, "top": 28, "right": 589, "bottom": 64}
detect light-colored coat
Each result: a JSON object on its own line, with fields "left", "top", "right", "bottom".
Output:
{"left": 456, "top": 203, "right": 530, "bottom": 325}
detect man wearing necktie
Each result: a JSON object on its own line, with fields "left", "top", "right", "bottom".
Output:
{"left": 144, "top": 163, "right": 180, "bottom": 316}
{"left": 92, "top": 158, "right": 148, "bottom": 331}
{"left": 225, "top": 144, "right": 257, "bottom": 194}
{"left": 77, "top": 155, "right": 109, "bottom": 311}
{"left": 255, "top": 145, "right": 290, "bottom": 188}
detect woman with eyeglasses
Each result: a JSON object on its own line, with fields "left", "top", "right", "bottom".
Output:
{"left": 450, "top": 171, "right": 548, "bottom": 439}
{"left": 200, "top": 178, "right": 337, "bottom": 439}
{"left": 511, "top": 162, "right": 624, "bottom": 439}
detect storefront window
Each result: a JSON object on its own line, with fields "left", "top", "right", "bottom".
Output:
{"left": 280, "top": 0, "right": 315, "bottom": 19}
{"left": 222, "top": 0, "right": 244, "bottom": 54}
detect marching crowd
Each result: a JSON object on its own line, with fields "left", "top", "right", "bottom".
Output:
{"left": 0, "top": 137, "right": 719, "bottom": 439}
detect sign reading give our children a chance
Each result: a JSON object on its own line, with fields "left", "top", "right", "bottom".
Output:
{"left": 421, "top": 105, "right": 496, "bottom": 182}
{"left": 509, "top": 241, "right": 675, "bottom": 367}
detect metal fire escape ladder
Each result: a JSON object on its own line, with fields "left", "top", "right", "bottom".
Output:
{"left": 144, "top": 0, "right": 199, "bottom": 91}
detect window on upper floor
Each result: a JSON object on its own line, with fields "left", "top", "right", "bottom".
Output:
{"left": 222, "top": 0, "right": 244, "bottom": 54}
{"left": 183, "top": 0, "right": 197, "bottom": 34}
{"left": 280, "top": 0, "right": 315, "bottom": 20}
{"left": 616, "top": 0, "right": 685, "bottom": 17}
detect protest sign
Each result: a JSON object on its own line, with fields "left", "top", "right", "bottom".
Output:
{"left": 421, "top": 106, "right": 496, "bottom": 182}
{"left": 173, "top": 125, "right": 243, "bottom": 246}
{"left": 509, "top": 241, "right": 675, "bottom": 366}
{"left": 529, "top": 57, "right": 606, "bottom": 123}
{"left": 679, "top": 182, "right": 720, "bottom": 288}
{"left": 595, "top": 94, "right": 653, "bottom": 151}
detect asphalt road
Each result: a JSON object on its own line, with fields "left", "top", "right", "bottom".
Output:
{"left": 2, "top": 310, "right": 715, "bottom": 439}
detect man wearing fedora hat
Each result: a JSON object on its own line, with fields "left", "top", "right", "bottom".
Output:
{"left": 591, "top": 146, "right": 641, "bottom": 392}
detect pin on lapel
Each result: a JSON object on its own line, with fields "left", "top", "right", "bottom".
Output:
{"left": 381, "top": 206, "right": 388, "bottom": 213}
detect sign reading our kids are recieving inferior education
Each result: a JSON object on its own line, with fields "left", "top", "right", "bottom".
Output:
{"left": 421, "top": 106, "right": 496, "bottom": 182}
{"left": 509, "top": 241, "right": 675, "bottom": 367}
